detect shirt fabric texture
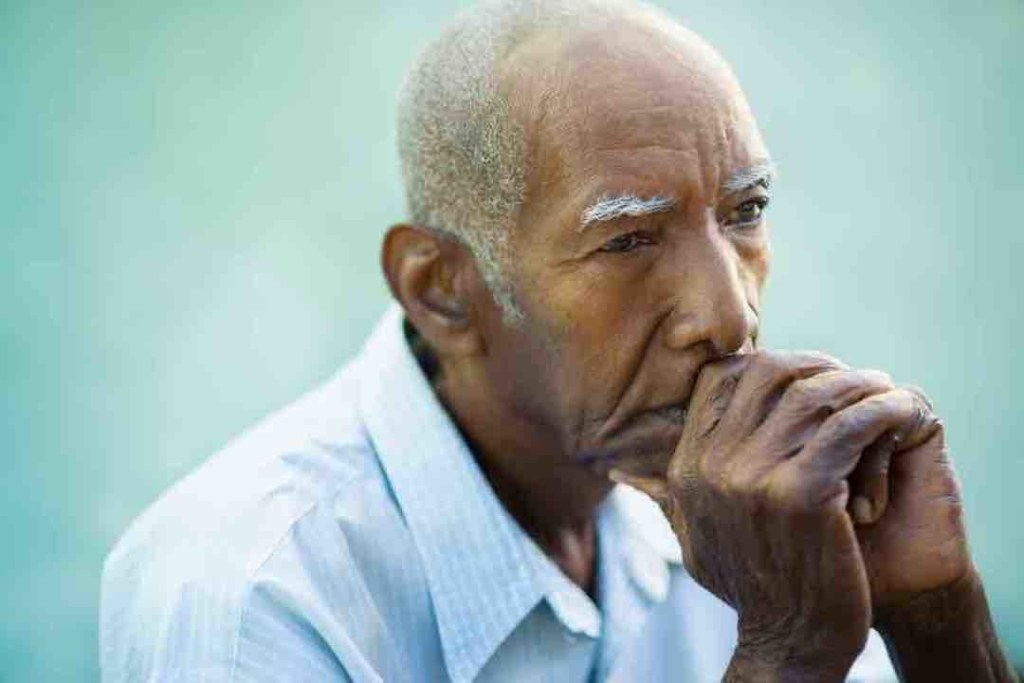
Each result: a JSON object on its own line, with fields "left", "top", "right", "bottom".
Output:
{"left": 101, "top": 305, "right": 897, "bottom": 682}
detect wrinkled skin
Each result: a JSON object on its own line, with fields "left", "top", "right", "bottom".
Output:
{"left": 611, "top": 351, "right": 970, "bottom": 677}
{"left": 383, "top": 11, "right": 1015, "bottom": 682}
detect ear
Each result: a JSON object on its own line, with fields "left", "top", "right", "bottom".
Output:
{"left": 381, "top": 224, "right": 483, "bottom": 358}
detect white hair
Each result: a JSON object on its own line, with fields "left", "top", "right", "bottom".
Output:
{"left": 396, "top": 0, "right": 666, "bottom": 321}
{"left": 580, "top": 194, "right": 677, "bottom": 229}
{"left": 722, "top": 159, "right": 777, "bottom": 195}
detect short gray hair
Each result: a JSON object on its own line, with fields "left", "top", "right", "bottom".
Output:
{"left": 396, "top": 0, "right": 661, "bottom": 321}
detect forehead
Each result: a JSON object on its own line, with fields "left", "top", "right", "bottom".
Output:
{"left": 508, "top": 19, "right": 767, "bottom": 214}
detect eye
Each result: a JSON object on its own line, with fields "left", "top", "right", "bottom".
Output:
{"left": 726, "top": 196, "right": 770, "bottom": 228}
{"left": 598, "top": 230, "right": 658, "bottom": 254}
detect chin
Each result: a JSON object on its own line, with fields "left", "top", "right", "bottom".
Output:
{"left": 575, "top": 414, "right": 682, "bottom": 479}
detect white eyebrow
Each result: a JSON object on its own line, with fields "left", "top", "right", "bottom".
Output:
{"left": 722, "top": 159, "right": 777, "bottom": 195}
{"left": 579, "top": 193, "right": 677, "bottom": 230}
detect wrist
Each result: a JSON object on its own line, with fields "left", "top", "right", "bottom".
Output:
{"left": 725, "top": 633, "right": 860, "bottom": 683}
{"left": 875, "top": 567, "right": 986, "bottom": 638}
{"left": 875, "top": 568, "right": 1018, "bottom": 683}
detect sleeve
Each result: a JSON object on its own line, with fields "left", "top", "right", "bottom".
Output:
{"left": 100, "top": 548, "right": 356, "bottom": 683}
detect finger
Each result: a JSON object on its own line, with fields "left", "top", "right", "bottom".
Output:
{"left": 886, "top": 422, "right": 958, "bottom": 512}
{"left": 847, "top": 432, "right": 898, "bottom": 525}
{"left": 790, "top": 388, "right": 927, "bottom": 487}
{"left": 892, "top": 385, "right": 940, "bottom": 451}
{"left": 682, "top": 353, "right": 752, "bottom": 444}
{"left": 716, "top": 350, "right": 847, "bottom": 437}
{"left": 751, "top": 368, "right": 895, "bottom": 466}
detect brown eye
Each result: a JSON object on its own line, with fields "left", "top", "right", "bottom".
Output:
{"left": 598, "top": 230, "right": 657, "bottom": 254}
{"left": 727, "top": 197, "right": 769, "bottom": 227}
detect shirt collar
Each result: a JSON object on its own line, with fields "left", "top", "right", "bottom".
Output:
{"left": 606, "top": 483, "right": 683, "bottom": 570}
{"left": 355, "top": 305, "right": 682, "bottom": 680}
{"left": 355, "top": 305, "right": 542, "bottom": 682}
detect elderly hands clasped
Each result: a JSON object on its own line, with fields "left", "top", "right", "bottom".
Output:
{"left": 610, "top": 350, "right": 965, "bottom": 678}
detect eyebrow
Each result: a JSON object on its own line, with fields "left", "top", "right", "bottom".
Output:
{"left": 578, "top": 159, "right": 775, "bottom": 230}
{"left": 579, "top": 193, "right": 677, "bottom": 230}
{"left": 722, "top": 159, "right": 777, "bottom": 195}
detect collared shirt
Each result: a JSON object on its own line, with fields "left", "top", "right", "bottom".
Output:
{"left": 100, "top": 305, "right": 897, "bottom": 682}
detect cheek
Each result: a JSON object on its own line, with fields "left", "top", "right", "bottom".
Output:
{"left": 516, "top": 266, "right": 657, "bottom": 415}
{"left": 726, "top": 226, "right": 770, "bottom": 299}
{"left": 738, "top": 240, "right": 770, "bottom": 306}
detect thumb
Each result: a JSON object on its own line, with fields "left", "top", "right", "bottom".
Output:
{"left": 847, "top": 432, "right": 896, "bottom": 526}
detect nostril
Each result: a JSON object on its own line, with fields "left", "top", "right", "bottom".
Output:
{"left": 710, "top": 300, "right": 757, "bottom": 357}
{"left": 662, "top": 308, "right": 700, "bottom": 351}
{"left": 662, "top": 262, "right": 759, "bottom": 354}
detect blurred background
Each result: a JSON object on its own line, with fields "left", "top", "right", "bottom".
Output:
{"left": 2, "top": 0, "right": 1021, "bottom": 679}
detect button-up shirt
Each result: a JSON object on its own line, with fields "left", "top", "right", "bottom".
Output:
{"left": 101, "top": 305, "right": 896, "bottom": 682}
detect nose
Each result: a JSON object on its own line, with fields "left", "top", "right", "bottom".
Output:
{"left": 662, "top": 232, "right": 758, "bottom": 357}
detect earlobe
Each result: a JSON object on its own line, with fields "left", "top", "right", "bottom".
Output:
{"left": 381, "top": 224, "right": 480, "bottom": 356}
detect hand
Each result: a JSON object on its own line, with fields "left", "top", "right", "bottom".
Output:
{"left": 849, "top": 391, "right": 1014, "bottom": 682}
{"left": 611, "top": 351, "right": 926, "bottom": 680}
{"left": 851, "top": 392, "right": 972, "bottom": 609}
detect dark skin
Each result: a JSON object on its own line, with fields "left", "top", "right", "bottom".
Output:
{"left": 382, "top": 16, "right": 1016, "bottom": 683}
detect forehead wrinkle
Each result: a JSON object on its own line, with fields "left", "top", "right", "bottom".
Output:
{"left": 579, "top": 193, "right": 677, "bottom": 230}
{"left": 721, "top": 159, "right": 776, "bottom": 196}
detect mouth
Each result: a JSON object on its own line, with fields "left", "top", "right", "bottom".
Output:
{"left": 576, "top": 349, "right": 754, "bottom": 476}
{"left": 577, "top": 401, "right": 688, "bottom": 475}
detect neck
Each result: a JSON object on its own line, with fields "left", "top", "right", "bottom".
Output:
{"left": 433, "top": 367, "right": 612, "bottom": 594}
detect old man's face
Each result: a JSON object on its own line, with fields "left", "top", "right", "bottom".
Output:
{"left": 474, "top": 21, "right": 772, "bottom": 479}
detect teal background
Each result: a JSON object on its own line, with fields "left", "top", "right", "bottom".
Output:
{"left": 2, "top": 1, "right": 1021, "bottom": 679}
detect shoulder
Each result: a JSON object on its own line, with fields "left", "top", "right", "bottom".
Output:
{"left": 102, "top": 362, "right": 380, "bottom": 588}
{"left": 100, "top": 363, "right": 416, "bottom": 682}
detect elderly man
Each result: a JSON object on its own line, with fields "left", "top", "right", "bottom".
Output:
{"left": 101, "top": 1, "right": 1016, "bottom": 681}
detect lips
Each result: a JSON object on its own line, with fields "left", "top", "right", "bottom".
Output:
{"left": 580, "top": 350, "right": 755, "bottom": 475}
{"left": 577, "top": 361, "right": 703, "bottom": 473}
{"left": 578, "top": 404, "right": 685, "bottom": 475}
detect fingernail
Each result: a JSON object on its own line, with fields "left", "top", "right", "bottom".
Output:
{"left": 850, "top": 495, "right": 873, "bottom": 525}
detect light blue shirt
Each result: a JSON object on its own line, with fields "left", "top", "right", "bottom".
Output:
{"left": 101, "top": 305, "right": 897, "bottom": 682}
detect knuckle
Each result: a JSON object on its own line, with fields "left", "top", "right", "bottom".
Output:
{"left": 818, "top": 406, "right": 867, "bottom": 445}
{"left": 754, "top": 349, "right": 843, "bottom": 379}
{"left": 781, "top": 376, "right": 820, "bottom": 412}
{"left": 772, "top": 487, "right": 813, "bottom": 515}
{"left": 692, "top": 357, "right": 747, "bottom": 410}
{"left": 767, "top": 465, "right": 847, "bottom": 516}
{"left": 859, "top": 368, "right": 895, "bottom": 391}
{"left": 666, "top": 456, "right": 688, "bottom": 485}
{"left": 667, "top": 458, "right": 700, "bottom": 493}
{"left": 795, "top": 349, "right": 847, "bottom": 371}
{"left": 902, "top": 384, "right": 934, "bottom": 411}
{"left": 829, "top": 407, "right": 863, "bottom": 437}
{"left": 894, "top": 387, "right": 938, "bottom": 438}
{"left": 942, "top": 466, "right": 963, "bottom": 501}
{"left": 943, "top": 496, "right": 965, "bottom": 530}
{"left": 750, "top": 348, "right": 786, "bottom": 373}
{"left": 722, "top": 461, "right": 760, "bottom": 496}
{"left": 709, "top": 371, "right": 741, "bottom": 409}
{"left": 698, "top": 453, "right": 728, "bottom": 485}
{"left": 764, "top": 469, "right": 803, "bottom": 509}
